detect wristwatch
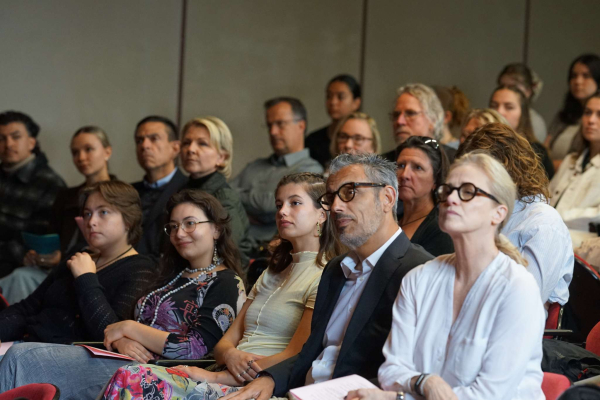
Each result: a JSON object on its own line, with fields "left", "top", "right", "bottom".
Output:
{"left": 247, "top": 370, "right": 276, "bottom": 392}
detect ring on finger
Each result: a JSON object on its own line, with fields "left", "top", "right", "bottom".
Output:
{"left": 247, "top": 359, "right": 254, "bottom": 366}
{"left": 236, "top": 373, "right": 242, "bottom": 378}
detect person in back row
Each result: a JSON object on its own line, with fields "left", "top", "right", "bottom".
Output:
{"left": 102, "top": 172, "right": 343, "bottom": 399}
{"left": 231, "top": 97, "right": 323, "bottom": 255}
{"left": 457, "top": 123, "right": 573, "bottom": 309}
{"left": 132, "top": 115, "right": 188, "bottom": 259}
{"left": 0, "top": 111, "right": 66, "bottom": 278}
{"left": 460, "top": 108, "right": 508, "bottom": 144}
{"left": 329, "top": 112, "right": 382, "bottom": 160}
{"left": 382, "top": 83, "right": 456, "bottom": 164}
{"left": 222, "top": 154, "right": 432, "bottom": 400}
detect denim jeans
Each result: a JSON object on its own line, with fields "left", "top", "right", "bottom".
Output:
{"left": 0, "top": 266, "right": 49, "bottom": 304}
{"left": 0, "top": 342, "right": 133, "bottom": 400}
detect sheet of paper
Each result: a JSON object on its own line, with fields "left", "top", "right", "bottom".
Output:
{"left": 289, "top": 374, "right": 377, "bottom": 400}
{"left": 0, "top": 341, "right": 14, "bottom": 356}
{"left": 76, "top": 345, "right": 135, "bottom": 361}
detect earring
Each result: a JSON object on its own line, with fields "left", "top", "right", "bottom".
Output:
{"left": 316, "top": 222, "right": 322, "bottom": 237}
{"left": 212, "top": 239, "right": 219, "bottom": 265}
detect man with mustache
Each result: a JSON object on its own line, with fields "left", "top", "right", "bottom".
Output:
{"left": 132, "top": 116, "right": 187, "bottom": 259}
{"left": 0, "top": 111, "right": 66, "bottom": 278}
{"left": 231, "top": 97, "right": 322, "bottom": 254}
{"left": 223, "top": 153, "right": 432, "bottom": 400}
{"left": 382, "top": 83, "right": 456, "bottom": 163}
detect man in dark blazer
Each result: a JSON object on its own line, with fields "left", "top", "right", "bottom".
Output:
{"left": 131, "top": 116, "right": 187, "bottom": 259}
{"left": 224, "top": 154, "right": 433, "bottom": 400}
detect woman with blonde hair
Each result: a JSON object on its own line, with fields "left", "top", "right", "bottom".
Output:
{"left": 460, "top": 108, "right": 508, "bottom": 144}
{"left": 329, "top": 112, "right": 382, "bottom": 158}
{"left": 349, "top": 153, "right": 545, "bottom": 400}
{"left": 180, "top": 116, "right": 249, "bottom": 249}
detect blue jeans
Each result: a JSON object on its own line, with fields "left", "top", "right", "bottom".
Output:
{"left": 0, "top": 342, "right": 133, "bottom": 400}
{"left": 0, "top": 266, "right": 49, "bottom": 304}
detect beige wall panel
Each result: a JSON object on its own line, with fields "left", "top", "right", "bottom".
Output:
{"left": 363, "top": 0, "right": 525, "bottom": 153}
{"left": 181, "top": 1, "right": 362, "bottom": 177}
{"left": 0, "top": 0, "right": 181, "bottom": 185}
{"left": 528, "top": 0, "right": 600, "bottom": 123}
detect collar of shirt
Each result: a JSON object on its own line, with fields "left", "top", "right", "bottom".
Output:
{"left": 340, "top": 227, "right": 403, "bottom": 279}
{"left": 143, "top": 167, "right": 178, "bottom": 189}
{"left": 3, "top": 154, "right": 38, "bottom": 183}
{"left": 575, "top": 148, "right": 600, "bottom": 173}
{"left": 270, "top": 148, "right": 311, "bottom": 167}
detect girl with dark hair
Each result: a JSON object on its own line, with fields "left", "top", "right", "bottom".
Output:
{"left": 0, "top": 189, "right": 245, "bottom": 399}
{"left": 306, "top": 74, "right": 362, "bottom": 167}
{"left": 497, "top": 63, "right": 548, "bottom": 143}
{"left": 490, "top": 85, "right": 555, "bottom": 178}
{"left": 396, "top": 136, "right": 454, "bottom": 256}
{"left": 550, "top": 93, "right": 600, "bottom": 246}
{"left": 101, "top": 173, "right": 342, "bottom": 400}
{"left": 547, "top": 54, "right": 600, "bottom": 166}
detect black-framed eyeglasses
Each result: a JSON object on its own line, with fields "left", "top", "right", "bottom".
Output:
{"left": 164, "top": 220, "right": 212, "bottom": 236}
{"left": 435, "top": 183, "right": 500, "bottom": 204}
{"left": 319, "top": 182, "right": 386, "bottom": 211}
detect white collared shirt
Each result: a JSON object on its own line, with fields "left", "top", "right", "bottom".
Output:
{"left": 307, "top": 227, "right": 403, "bottom": 384}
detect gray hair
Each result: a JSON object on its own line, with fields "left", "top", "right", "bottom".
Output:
{"left": 397, "top": 83, "right": 444, "bottom": 141}
{"left": 329, "top": 153, "right": 398, "bottom": 218}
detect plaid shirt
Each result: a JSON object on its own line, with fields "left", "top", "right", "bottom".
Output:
{"left": 0, "top": 154, "right": 66, "bottom": 275}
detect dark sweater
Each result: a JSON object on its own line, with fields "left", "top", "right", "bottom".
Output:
{"left": 0, "top": 254, "right": 156, "bottom": 344}
{"left": 401, "top": 207, "right": 454, "bottom": 257}
{"left": 305, "top": 125, "right": 332, "bottom": 167}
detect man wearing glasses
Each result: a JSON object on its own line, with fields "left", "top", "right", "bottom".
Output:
{"left": 223, "top": 153, "right": 432, "bottom": 400}
{"left": 231, "top": 97, "right": 322, "bottom": 255}
{"left": 382, "top": 83, "right": 456, "bottom": 163}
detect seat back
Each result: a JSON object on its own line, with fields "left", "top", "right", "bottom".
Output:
{"left": 542, "top": 372, "right": 571, "bottom": 400}
{"left": 0, "top": 383, "right": 60, "bottom": 400}
{"left": 586, "top": 321, "right": 600, "bottom": 357}
{"left": 562, "top": 256, "right": 600, "bottom": 343}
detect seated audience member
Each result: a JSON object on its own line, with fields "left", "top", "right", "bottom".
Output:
{"left": 460, "top": 108, "right": 508, "bottom": 144}
{"left": 546, "top": 53, "right": 600, "bottom": 169}
{"left": 0, "top": 126, "right": 114, "bottom": 304}
{"left": 132, "top": 115, "right": 188, "bottom": 259}
{"left": 102, "top": 173, "right": 343, "bottom": 399}
{"left": 306, "top": 74, "right": 362, "bottom": 167}
{"left": 432, "top": 85, "right": 470, "bottom": 149}
{"left": 349, "top": 153, "right": 545, "bottom": 400}
{"left": 382, "top": 83, "right": 456, "bottom": 163}
{"left": 396, "top": 137, "right": 453, "bottom": 256}
{"left": 222, "top": 154, "right": 432, "bottom": 400}
{"left": 490, "top": 85, "right": 554, "bottom": 178}
{"left": 0, "top": 111, "right": 66, "bottom": 278}
{"left": 497, "top": 62, "right": 547, "bottom": 143}
{"left": 180, "top": 116, "right": 249, "bottom": 250}
{"left": 231, "top": 97, "right": 323, "bottom": 254}
{"left": 549, "top": 92, "right": 600, "bottom": 247}
{"left": 329, "top": 112, "right": 381, "bottom": 158}
{"left": 0, "top": 190, "right": 246, "bottom": 399}
{"left": 0, "top": 181, "right": 155, "bottom": 344}
{"left": 457, "top": 123, "right": 573, "bottom": 308}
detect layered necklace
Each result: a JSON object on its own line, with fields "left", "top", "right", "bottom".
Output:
{"left": 137, "top": 243, "right": 223, "bottom": 327}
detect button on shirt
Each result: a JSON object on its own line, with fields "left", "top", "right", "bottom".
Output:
{"left": 307, "top": 227, "right": 403, "bottom": 384}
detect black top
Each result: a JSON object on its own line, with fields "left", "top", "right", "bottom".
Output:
{"left": 0, "top": 254, "right": 156, "bottom": 343}
{"left": 400, "top": 207, "right": 454, "bottom": 257}
{"left": 531, "top": 142, "right": 555, "bottom": 180}
{"left": 305, "top": 125, "right": 332, "bottom": 167}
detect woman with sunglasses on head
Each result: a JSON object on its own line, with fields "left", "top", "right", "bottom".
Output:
{"left": 101, "top": 172, "right": 342, "bottom": 400}
{"left": 396, "top": 137, "right": 453, "bottom": 256}
{"left": 0, "top": 190, "right": 245, "bottom": 399}
{"left": 329, "top": 112, "right": 381, "bottom": 159}
{"left": 348, "top": 153, "right": 545, "bottom": 400}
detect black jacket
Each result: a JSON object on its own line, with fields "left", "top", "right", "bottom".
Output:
{"left": 267, "top": 232, "right": 433, "bottom": 396}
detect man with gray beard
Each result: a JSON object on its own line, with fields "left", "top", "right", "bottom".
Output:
{"left": 223, "top": 154, "right": 433, "bottom": 400}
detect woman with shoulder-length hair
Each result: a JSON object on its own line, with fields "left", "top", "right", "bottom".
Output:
{"left": 329, "top": 112, "right": 382, "bottom": 159}
{"left": 349, "top": 153, "right": 545, "bottom": 400}
{"left": 457, "top": 123, "right": 573, "bottom": 309}
{"left": 550, "top": 92, "right": 600, "bottom": 246}
{"left": 180, "top": 116, "right": 250, "bottom": 250}
{"left": 101, "top": 172, "right": 343, "bottom": 399}
{"left": 460, "top": 108, "right": 508, "bottom": 144}
{"left": 0, "top": 189, "right": 246, "bottom": 399}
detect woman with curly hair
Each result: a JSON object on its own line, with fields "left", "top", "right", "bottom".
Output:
{"left": 456, "top": 123, "right": 573, "bottom": 309}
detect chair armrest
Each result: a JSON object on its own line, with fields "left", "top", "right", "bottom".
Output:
{"left": 71, "top": 341, "right": 106, "bottom": 350}
{"left": 544, "top": 329, "right": 574, "bottom": 337}
{"left": 149, "top": 359, "right": 216, "bottom": 368}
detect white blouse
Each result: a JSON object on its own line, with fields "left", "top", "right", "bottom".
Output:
{"left": 378, "top": 252, "right": 545, "bottom": 400}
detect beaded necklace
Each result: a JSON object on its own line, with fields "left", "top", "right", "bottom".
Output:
{"left": 137, "top": 244, "right": 222, "bottom": 327}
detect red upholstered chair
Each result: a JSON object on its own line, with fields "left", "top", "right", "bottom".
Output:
{"left": 542, "top": 372, "right": 571, "bottom": 400}
{"left": 585, "top": 321, "right": 600, "bottom": 357}
{"left": 0, "top": 383, "right": 60, "bottom": 400}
